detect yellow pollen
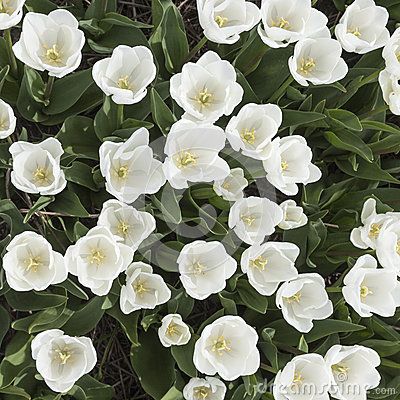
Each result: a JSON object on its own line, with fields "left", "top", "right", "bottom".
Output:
{"left": 215, "top": 15, "right": 228, "bottom": 27}
{"left": 212, "top": 336, "right": 231, "bottom": 355}
{"left": 332, "top": 363, "right": 349, "bottom": 374}
{"left": 273, "top": 17, "right": 290, "bottom": 30}
{"left": 45, "top": 44, "right": 62, "bottom": 65}
{"left": 285, "top": 291, "right": 302, "bottom": 304}
{"left": 196, "top": 88, "right": 212, "bottom": 107}
{"left": 299, "top": 58, "right": 316, "bottom": 75}
{"left": 396, "top": 240, "right": 400, "bottom": 255}
{"left": 194, "top": 387, "right": 210, "bottom": 400}
{"left": 396, "top": 52, "right": 400, "bottom": 62}
{"left": 55, "top": 349, "right": 72, "bottom": 365}
{"left": 33, "top": 167, "right": 50, "bottom": 184}
{"left": 348, "top": 27, "right": 361, "bottom": 37}
{"left": 176, "top": 151, "right": 197, "bottom": 169}
{"left": 241, "top": 214, "right": 256, "bottom": 226}
{"left": 192, "top": 261, "right": 205, "bottom": 275}
{"left": 25, "top": 256, "right": 41, "bottom": 272}
{"left": 117, "top": 221, "right": 130, "bottom": 237}
{"left": 241, "top": 128, "right": 256, "bottom": 145}
{"left": 0, "top": 119, "right": 6, "bottom": 130}
{"left": 117, "top": 76, "right": 131, "bottom": 90}
{"left": 281, "top": 161, "right": 289, "bottom": 171}
{"left": 166, "top": 322, "right": 180, "bottom": 336}
{"left": 250, "top": 255, "right": 268, "bottom": 271}
{"left": 88, "top": 249, "right": 105, "bottom": 266}
{"left": 221, "top": 181, "right": 231, "bottom": 190}
{"left": 360, "top": 285, "right": 373, "bottom": 299}
{"left": 0, "top": 0, "right": 11, "bottom": 14}
{"left": 292, "top": 371, "right": 303, "bottom": 385}
{"left": 368, "top": 223, "right": 381, "bottom": 239}
{"left": 116, "top": 165, "right": 129, "bottom": 179}
{"left": 133, "top": 279, "right": 148, "bottom": 296}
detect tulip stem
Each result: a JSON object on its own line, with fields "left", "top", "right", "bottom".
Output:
{"left": 326, "top": 287, "right": 343, "bottom": 293}
{"left": 3, "top": 29, "right": 18, "bottom": 78}
{"left": 268, "top": 76, "right": 294, "bottom": 103}
{"left": 186, "top": 36, "right": 208, "bottom": 62}
{"left": 117, "top": 103, "right": 124, "bottom": 127}
{"left": 44, "top": 75, "right": 55, "bottom": 103}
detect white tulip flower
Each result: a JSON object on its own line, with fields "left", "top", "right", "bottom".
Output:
{"left": 278, "top": 200, "right": 308, "bottom": 230}
{"left": 170, "top": 51, "right": 243, "bottom": 123}
{"left": 335, "top": 0, "right": 389, "bottom": 54}
{"left": 197, "top": 0, "right": 260, "bottom": 44}
{"left": 183, "top": 377, "right": 226, "bottom": 400}
{"left": 163, "top": 119, "right": 230, "bottom": 189}
{"left": 120, "top": 262, "right": 171, "bottom": 314}
{"left": 379, "top": 69, "right": 400, "bottom": 116}
{"left": 262, "top": 136, "right": 322, "bottom": 196}
{"left": 0, "top": 99, "right": 16, "bottom": 140}
{"left": 92, "top": 45, "right": 156, "bottom": 105}
{"left": 31, "top": 329, "right": 96, "bottom": 393}
{"left": 241, "top": 241, "right": 299, "bottom": 295}
{"left": 289, "top": 38, "right": 348, "bottom": 86}
{"left": 13, "top": 10, "right": 85, "bottom": 78}
{"left": 258, "top": 0, "right": 330, "bottom": 48}
{"left": 273, "top": 353, "right": 331, "bottom": 400}
{"left": 343, "top": 254, "right": 400, "bottom": 318}
{"left": 177, "top": 240, "right": 237, "bottom": 300}
{"left": 276, "top": 273, "right": 333, "bottom": 333}
{"left": 66, "top": 226, "right": 134, "bottom": 296}
{"left": 376, "top": 218, "right": 400, "bottom": 275}
{"left": 228, "top": 196, "right": 283, "bottom": 245}
{"left": 325, "top": 344, "right": 381, "bottom": 400}
{"left": 193, "top": 315, "right": 260, "bottom": 381}
{"left": 158, "top": 314, "right": 191, "bottom": 347}
{"left": 10, "top": 137, "right": 67, "bottom": 195}
{"left": 99, "top": 128, "right": 165, "bottom": 203}
{"left": 350, "top": 198, "right": 395, "bottom": 250}
{"left": 0, "top": 0, "right": 25, "bottom": 30}
{"left": 213, "top": 167, "right": 248, "bottom": 202}
{"left": 382, "top": 28, "right": 400, "bottom": 76}
{"left": 3, "top": 231, "right": 67, "bottom": 292}
{"left": 226, "top": 103, "right": 282, "bottom": 160}
{"left": 97, "top": 199, "right": 155, "bottom": 251}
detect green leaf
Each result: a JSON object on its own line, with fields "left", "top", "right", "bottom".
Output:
{"left": 48, "top": 190, "right": 90, "bottom": 217}
{"left": 152, "top": 183, "right": 182, "bottom": 224}
{"left": 281, "top": 109, "right": 326, "bottom": 128}
{"left": 0, "top": 65, "right": 9, "bottom": 94}
{"left": 171, "top": 335, "right": 198, "bottom": 377}
{"left": 68, "top": 375, "right": 115, "bottom": 400}
{"left": 0, "top": 305, "right": 10, "bottom": 348}
{"left": 5, "top": 290, "right": 67, "bottom": 311}
{"left": 102, "top": 12, "right": 153, "bottom": 29}
{"left": 326, "top": 109, "right": 363, "bottom": 131}
{"left": 23, "top": 196, "right": 54, "bottom": 223}
{"left": 361, "top": 120, "right": 400, "bottom": 135}
{"left": 236, "top": 279, "right": 268, "bottom": 314}
{"left": 107, "top": 306, "right": 139, "bottom": 346}
{"left": 298, "top": 335, "right": 309, "bottom": 353}
{"left": 150, "top": 88, "right": 176, "bottom": 135}
{"left": 64, "top": 161, "right": 98, "bottom": 191}
{"left": 57, "top": 278, "right": 89, "bottom": 301}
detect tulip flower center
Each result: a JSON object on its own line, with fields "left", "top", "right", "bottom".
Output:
{"left": 360, "top": 285, "right": 373, "bottom": 299}
{"left": 33, "top": 167, "right": 51, "bottom": 184}
{"left": 368, "top": 223, "right": 381, "bottom": 239}
{"left": 55, "top": 348, "right": 72, "bottom": 365}
{"left": 191, "top": 261, "right": 205, "bottom": 275}
{"left": 281, "top": 160, "right": 289, "bottom": 171}
{"left": 348, "top": 27, "right": 362, "bottom": 37}
{"left": 196, "top": 88, "right": 213, "bottom": 108}
{"left": 133, "top": 279, "right": 149, "bottom": 296}
{"left": 176, "top": 151, "right": 198, "bottom": 169}
{"left": 241, "top": 128, "right": 256, "bottom": 145}
{"left": 332, "top": 363, "right": 349, "bottom": 375}
{"left": 273, "top": 17, "right": 291, "bottom": 30}
{"left": 88, "top": 249, "right": 106, "bottom": 266}
{"left": 45, "top": 44, "right": 63, "bottom": 66}
{"left": 396, "top": 240, "right": 400, "bottom": 255}
{"left": 241, "top": 214, "right": 256, "bottom": 226}
{"left": 0, "top": 0, "right": 11, "bottom": 14}
{"left": 299, "top": 58, "right": 316, "bottom": 76}
{"left": 250, "top": 255, "right": 268, "bottom": 271}
{"left": 117, "top": 76, "right": 132, "bottom": 90}
{"left": 166, "top": 322, "right": 181, "bottom": 336}
{"left": 396, "top": 52, "right": 400, "bottom": 62}
{"left": 215, "top": 15, "right": 228, "bottom": 28}
{"left": 221, "top": 180, "right": 231, "bottom": 190}
{"left": 24, "top": 256, "right": 42, "bottom": 272}
{"left": 194, "top": 387, "right": 211, "bottom": 400}
{"left": 291, "top": 371, "right": 303, "bottom": 388}
{"left": 285, "top": 291, "right": 302, "bottom": 303}
{"left": 0, "top": 118, "right": 8, "bottom": 130}
{"left": 212, "top": 335, "right": 231, "bottom": 355}
{"left": 116, "top": 165, "right": 129, "bottom": 179}
{"left": 117, "top": 221, "right": 130, "bottom": 237}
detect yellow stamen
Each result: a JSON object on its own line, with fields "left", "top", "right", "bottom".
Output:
{"left": 0, "top": 0, "right": 11, "bottom": 14}
{"left": 241, "top": 128, "right": 256, "bottom": 145}
{"left": 194, "top": 387, "right": 210, "bottom": 400}
{"left": 332, "top": 364, "right": 349, "bottom": 374}
{"left": 396, "top": 52, "right": 400, "bottom": 62}
{"left": 176, "top": 151, "right": 197, "bottom": 169}
{"left": 88, "top": 249, "right": 105, "bottom": 266}
{"left": 273, "top": 17, "right": 290, "bottom": 30}
{"left": 0, "top": 119, "right": 6, "bottom": 130}
{"left": 33, "top": 167, "right": 50, "bottom": 184}
{"left": 192, "top": 261, "right": 205, "bottom": 275}
{"left": 299, "top": 58, "right": 316, "bottom": 75}
{"left": 285, "top": 291, "right": 302, "bottom": 304}
{"left": 133, "top": 279, "right": 148, "bottom": 296}
{"left": 25, "top": 256, "right": 41, "bottom": 272}
{"left": 116, "top": 165, "right": 129, "bottom": 179}
{"left": 250, "top": 255, "right": 268, "bottom": 271}
{"left": 368, "top": 223, "right": 381, "bottom": 239}
{"left": 215, "top": 15, "right": 228, "bottom": 28}
{"left": 348, "top": 27, "right": 361, "bottom": 37}
{"left": 221, "top": 181, "right": 231, "bottom": 190}
{"left": 396, "top": 240, "right": 400, "bottom": 255}
{"left": 241, "top": 214, "right": 256, "bottom": 226}
{"left": 292, "top": 371, "right": 303, "bottom": 385}
{"left": 166, "top": 322, "right": 180, "bottom": 336}
{"left": 212, "top": 336, "right": 231, "bottom": 355}
{"left": 117, "top": 221, "right": 130, "bottom": 237}
{"left": 117, "top": 76, "right": 131, "bottom": 90}
{"left": 45, "top": 44, "right": 63, "bottom": 65}
{"left": 196, "top": 88, "right": 212, "bottom": 107}
{"left": 360, "top": 285, "right": 373, "bottom": 299}
{"left": 55, "top": 349, "right": 72, "bottom": 365}
{"left": 281, "top": 161, "right": 289, "bottom": 171}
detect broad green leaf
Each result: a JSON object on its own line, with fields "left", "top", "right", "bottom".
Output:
{"left": 281, "top": 109, "right": 326, "bottom": 128}
{"left": 48, "top": 190, "right": 90, "bottom": 217}
{"left": 23, "top": 196, "right": 54, "bottom": 223}
{"left": 150, "top": 88, "right": 176, "bottom": 135}
{"left": 236, "top": 279, "right": 268, "bottom": 314}
{"left": 5, "top": 290, "right": 67, "bottom": 311}
{"left": 326, "top": 109, "right": 363, "bottom": 131}
{"left": 171, "top": 335, "right": 198, "bottom": 377}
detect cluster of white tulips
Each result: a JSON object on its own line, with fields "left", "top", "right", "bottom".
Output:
{"left": 0, "top": 0, "right": 398, "bottom": 396}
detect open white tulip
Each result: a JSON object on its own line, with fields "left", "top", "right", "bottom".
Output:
{"left": 92, "top": 45, "right": 156, "bottom": 105}
{"left": 99, "top": 128, "right": 165, "bottom": 203}
{"left": 193, "top": 315, "right": 260, "bottom": 381}
{"left": 0, "top": 0, "right": 25, "bottom": 30}
{"left": 10, "top": 137, "right": 67, "bottom": 195}
{"left": 276, "top": 273, "right": 333, "bottom": 333}
{"left": 379, "top": 69, "right": 400, "bottom": 116}
{"left": 66, "top": 226, "right": 134, "bottom": 296}
{"left": 382, "top": 28, "right": 400, "bottom": 76}
{"left": 343, "top": 254, "right": 400, "bottom": 318}
{"left": 170, "top": 51, "right": 243, "bottom": 123}
{"left": 97, "top": 199, "right": 155, "bottom": 251}
{"left": 228, "top": 196, "right": 283, "bottom": 245}
{"left": 213, "top": 167, "right": 248, "bottom": 202}
{"left": 183, "top": 377, "right": 226, "bottom": 400}
{"left": 177, "top": 240, "right": 237, "bottom": 300}
{"left": 289, "top": 38, "right": 348, "bottom": 86}
{"left": 273, "top": 353, "right": 331, "bottom": 400}
{"left": 31, "top": 329, "right": 96, "bottom": 393}
{"left": 158, "top": 314, "right": 191, "bottom": 347}
{"left": 226, "top": 103, "right": 282, "bottom": 160}
{"left": 325, "top": 344, "right": 381, "bottom": 400}
{"left": 278, "top": 200, "right": 308, "bottom": 230}
{"left": 262, "top": 136, "right": 321, "bottom": 196}
{"left": 3, "top": 231, "right": 67, "bottom": 292}
{"left": 120, "top": 262, "right": 171, "bottom": 314}
{"left": 258, "top": 0, "right": 330, "bottom": 48}
{"left": 350, "top": 198, "right": 395, "bottom": 250}
{"left": 13, "top": 10, "right": 85, "bottom": 78}
{"left": 376, "top": 218, "right": 400, "bottom": 275}
{"left": 163, "top": 119, "right": 229, "bottom": 189}
{"left": 0, "top": 99, "right": 16, "bottom": 140}
{"left": 335, "top": 0, "right": 389, "bottom": 54}
{"left": 241, "top": 241, "right": 299, "bottom": 295}
{"left": 197, "top": 0, "right": 260, "bottom": 44}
